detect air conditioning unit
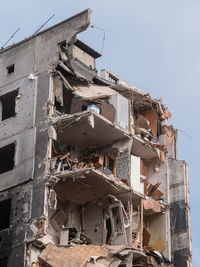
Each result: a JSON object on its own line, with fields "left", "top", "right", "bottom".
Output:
{"left": 109, "top": 94, "right": 130, "bottom": 131}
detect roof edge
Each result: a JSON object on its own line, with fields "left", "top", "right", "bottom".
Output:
{"left": 0, "top": 8, "right": 92, "bottom": 54}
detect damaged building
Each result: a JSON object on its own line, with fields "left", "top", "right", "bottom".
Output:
{"left": 0, "top": 9, "right": 192, "bottom": 267}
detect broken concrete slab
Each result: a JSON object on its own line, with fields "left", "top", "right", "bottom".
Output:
{"left": 131, "top": 134, "right": 160, "bottom": 160}
{"left": 143, "top": 198, "right": 161, "bottom": 214}
{"left": 73, "top": 84, "right": 116, "bottom": 99}
{"left": 39, "top": 243, "right": 109, "bottom": 267}
{"left": 53, "top": 111, "right": 131, "bottom": 150}
{"left": 39, "top": 243, "right": 134, "bottom": 267}
{"left": 51, "top": 168, "right": 130, "bottom": 205}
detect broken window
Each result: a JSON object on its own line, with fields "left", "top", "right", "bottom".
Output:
{"left": 0, "top": 90, "right": 18, "bottom": 121}
{"left": 6, "top": 64, "right": 15, "bottom": 74}
{"left": 0, "top": 258, "right": 8, "bottom": 267}
{"left": 0, "top": 143, "right": 15, "bottom": 174}
{"left": 0, "top": 199, "right": 11, "bottom": 231}
{"left": 55, "top": 88, "right": 73, "bottom": 114}
{"left": 104, "top": 154, "right": 116, "bottom": 176}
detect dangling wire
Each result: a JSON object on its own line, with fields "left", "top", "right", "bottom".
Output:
{"left": 90, "top": 24, "right": 105, "bottom": 55}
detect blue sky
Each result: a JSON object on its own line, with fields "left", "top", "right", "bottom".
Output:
{"left": 0, "top": 0, "right": 199, "bottom": 265}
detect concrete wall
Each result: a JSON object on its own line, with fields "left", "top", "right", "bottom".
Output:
{"left": 169, "top": 159, "right": 192, "bottom": 267}
{"left": 146, "top": 160, "right": 168, "bottom": 203}
{"left": 146, "top": 160, "right": 172, "bottom": 259}
{"left": 0, "top": 39, "right": 35, "bottom": 88}
{"left": 73, "top": 45, "right": 95, "bottom": 69}
{"left": 0, "top": 34, "right": 37, "bottom": 267}
{"left": 0, "top": 184, "right": 32, "bottom": 267}
{"left": 116, "top": 151, "right": 130, "bottom": 180}
{"left": 0, "top": 9, "right": 92, "bottom": 267}
{"left": 147, "top": 213, "right": 170, "bottom": 258}
{"left": 0, "top": 75, "right": 36, "bottom": 191}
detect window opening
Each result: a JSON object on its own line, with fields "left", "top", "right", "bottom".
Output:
{"left": 0, "top": 90, "right": 18, "bottom": 121}
{"left": 0, "top": 199, "right": 11, "bottom": 231}
{"left": 0, "top": 143, "right": 15, "bottom": 174}
{"left": 7, "top": 64, "right": 15, "bottom": 74}
{"left": 0, "top": 258, "right": 8, "bottom": 267}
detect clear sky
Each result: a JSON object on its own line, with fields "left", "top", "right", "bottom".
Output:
{"left": 0, "top": 0, "right": 199, "bottom": 265}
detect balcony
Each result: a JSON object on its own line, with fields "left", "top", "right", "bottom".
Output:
{"left": 53, "top": 110, "right": 131, "bottom": 151}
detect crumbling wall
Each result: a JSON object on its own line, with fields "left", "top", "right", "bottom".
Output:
{"left": 146, "top": 160, "right": 168, "bottom": 203}
{"left": 0, "top": 184, "right": 32, "bottom": 267}
{"left": 0, "top": 9, "right": 93, "bottom": 267}
{"left": 116, "top": 152, "right": 130, "bottom": 180}
{"left": 34, "top": 9, "right": 91, "bottom": 74}
{"left": 147, "top": 213, "right": 170, "bottom": 258}
{"left": 0, "top": 76, "right": 36, "bottom": 191}
{"left": 169, "top": 159, "right": 192, "bottom": 267}
{"left": 83, "top": 200, "right": 103, "bottom": 244}
{"left": 0, "top": 7, "right": 187, "bottom": 267}
{"left": 167, "top": 130, "right": 178, "bottom": 160}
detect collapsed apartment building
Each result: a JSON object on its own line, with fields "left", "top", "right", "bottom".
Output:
{"left": 0, "top": 9, "right": 192, "bottom": 267}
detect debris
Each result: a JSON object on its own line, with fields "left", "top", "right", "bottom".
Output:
{"left": 88, "top": 113, "right": 95, "bottom": 128}
{"left": 48, "top": 189, "right": 57, "bottom": 210}
{"left": 141, "top": 108, "right": 158, "bottom": 137}
{"left": 147, "top": 183, "right": 161, "bottom": 197}
{"left": 143, "top": 226, "right": 151, "bottom": 248}
{"left": 39, "top": 243, "right": 109, "bottom": 267}
{"left": 1, "top": 8, "right": 183, "bottom": 267}
{"left": 143, "top": 198, "right": 161, "bottom": 213}
{"left": 35, "top": 219, "right": 45, "bottom": 236}
{"left": 151, "top": 189, "right": 163, "bottom": 201}
{"left": 149, "top": 236, "right": 165, "bottom": 252}
{"left": 135, "top": 115, "right": 150, "bottom": 130}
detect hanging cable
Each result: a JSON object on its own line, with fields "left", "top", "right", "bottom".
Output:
{"left": 90, "top": 24, "right": 105, "bottom": 54}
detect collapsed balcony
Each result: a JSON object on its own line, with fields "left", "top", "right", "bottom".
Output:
{"left": 40, "top": 172, "right": 169, "bottom": 262}
{"left": 45, "top": 169, "right": 168, "bottom": 250}
{"left": 49, "top": 44, "right": 175, "bottom": 165}
{"left": 96, "top": 71, "right": 175, "bottom": 161}
{"left": 30, "top": 185, "right": 171, "bottom": 266}
{"left": 131, "top": 109, "right": 174, "bottom": 162}
{"left": 37, "top": 243, "right": 172, "bottom": 267}
{"left": 50, "top": 81, "right": 173, "bottom": 164}
{"left": 52, "top": 111, "right": 131, "bottom": 151}
{"left": 50, "top": 168, "right": 130, "bottom": 205}
{"left": 131, "top": 134, "right": 160, "bottom": 160}
{"left": 46, "top": 182, "right": 132, "bottom": 246}
{"left": 131, "top": 198, "right": 169, "bottom": 252}
{"left": 32, "top": 39, "right": 173, "bottom": 267}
